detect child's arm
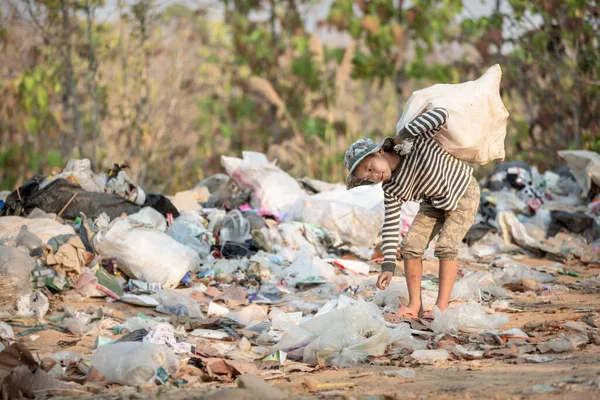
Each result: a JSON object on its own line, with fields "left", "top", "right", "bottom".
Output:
{"left": 397, "top": 107, "right": 449, "bottom": 140}
{"left": 381, "top": 192, "right": 404, "bottom": 274}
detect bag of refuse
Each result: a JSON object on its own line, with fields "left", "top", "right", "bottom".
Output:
{"left": 221, "top": 151, "right": 304, "bottom": 213}
{"left": 94, "top": 208, "right": 200, "bottom": 289}
{"left": 396, "top": 64, "right": 509, "bottom": 165}
{"left": 431, "top": 302, "right": 509, "bottom": 334}
{"left": 0, "top": 246, "right": 36, "bottom": 308}
{"left": 558, "top": 150, "right": 600, "bottom": 197}
{"left": 91, "top": 342, "right": 179, "bottom": 386}
{"left": 0, "top": 217, "right": 75, "bottom": 244}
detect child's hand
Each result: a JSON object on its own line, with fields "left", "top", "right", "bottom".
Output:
{"left": 377, "top": 271, "right": 393, "bottom": 290}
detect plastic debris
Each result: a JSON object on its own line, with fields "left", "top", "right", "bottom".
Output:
{"left": 410, "top": 349, "right": 450, "bottom": 365}
{"left": 432, "top": 303, "right": 509, "bottom": 334}
{"left": 381, "top": 368, "right": 416, "bottom": 379}
{"left": 16, "top": 291, "right": 50, "bottom": 320}
{"left": 91, "top": 342, "right": 179, "bottom": 386}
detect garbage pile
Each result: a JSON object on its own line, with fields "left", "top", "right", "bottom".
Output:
{"left": 0, "top": 150, "right": 599, "bottom": 397}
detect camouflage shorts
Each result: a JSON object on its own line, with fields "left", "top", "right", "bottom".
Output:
{"left": 401, "top": 176, "right": 480, "bottom": 261}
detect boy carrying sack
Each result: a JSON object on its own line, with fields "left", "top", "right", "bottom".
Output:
{"left": 345, "top": 65, "right": 508, "bottom": 319}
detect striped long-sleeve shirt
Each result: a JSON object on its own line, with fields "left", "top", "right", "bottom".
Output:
{"left": 381, "top": 108, "right": 473, "bottom": 273}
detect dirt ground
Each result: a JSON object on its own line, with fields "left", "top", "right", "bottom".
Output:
{"left": 9, "top": 257, "right": 600, "bottom": 399}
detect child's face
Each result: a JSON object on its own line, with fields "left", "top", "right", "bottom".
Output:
{"left": 355, "top": 151, "right": 392, "bottom": 183}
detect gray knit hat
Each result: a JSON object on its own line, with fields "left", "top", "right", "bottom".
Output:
{"left": 344, "top": 138, "right": 384, "bottom": 190}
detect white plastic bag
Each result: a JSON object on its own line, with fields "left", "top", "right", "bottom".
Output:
{"left": 152, "top": 290, "right": 203, "bottom": 318}
{"left": 94, "top": 209, "right": 200, "bottom": 289}
{"left": 396, "top": 64, "right": 509, "bottom": 165}
{"left": 16, "top": 291, "right": 49, "bottom": 319}
{"left": 91, "top": 343, "right": 179, "bottom": 386}
{"left": 288, "top": 184, "right": 384, "bottom": 247}
{"left": 492, "top": 263, "right": 555, "bottom": 287}
{"left": 0, "top": 246, "right": 35, "bottom": 303}
{"left": 282, "top": 252, "right": 336, "bottom": 287}
{"left": 0, "top": 322, "right": 14, "bottom": 340}
{"left": 450, "top": 271, "right": 497, "bottom": 302}
{"left": 0, "top": 217, "right": 75, "bottom": 244}
{"left": 373, "top": 278, "right": 409, "bottom": 308}
{"left": 557, "top": 150, "right": 600, "bottom": 196}
{"left": 410, "top": 349, "right": 449, "bottom": 365}
{"left": 41, "top": 159, "right": 104, "bottom": 192}
{"left": 143, "top": 323, "right": 192, "bottom": 354}
{"left": 276, "top": 299, "right": 411, "bottom": 367}
{"left": 221, "top": 151, "right": 304, "bottom": 213}
{"left": 431, "top": 302, "right": 509, "bottom": 334}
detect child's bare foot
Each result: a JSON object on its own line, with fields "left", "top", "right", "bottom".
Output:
{"left": 395, "top": 305, "right": 420, "bottom": 319}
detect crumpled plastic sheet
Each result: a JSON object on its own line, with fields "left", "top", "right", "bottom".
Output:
{"left": 432, "top": 302, "right": 509, "bottom": 334}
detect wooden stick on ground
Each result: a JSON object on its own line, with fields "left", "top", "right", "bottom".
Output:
{"left": 16, "top": 187, "right": 21, "bottom": 200}
{"left": 56, "top": 193, "right": 78, "bottom": 220}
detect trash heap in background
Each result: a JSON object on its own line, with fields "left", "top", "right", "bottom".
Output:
{"left": 0, "top": 150, "right": 599, "bottom": 397}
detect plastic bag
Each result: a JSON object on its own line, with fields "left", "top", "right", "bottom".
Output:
{"left": 40, "top": 159, "right": 104, "bottom": 192}
{"left": 557, "top": 150, "right": 600, "bottom": 197}
{"left": 492, "top": 263, "right": 555, "bottom": 287}
{"left": 277, "top": 299, "right": 411, "bottom": 367}
{"left": 15, "top": 226, "right": 42, "bottom": 251}
{"left": 94, "top": 209, "right": 200, "bottom": 289}
{"left": 282, "top": 252, "right": 336, "bottom": 287}
{"left": 143, "top": 323, "right": 192, "bottom": 354}
{"left": 167, "top": 211, "right": 213, "bottom": 258}
{"left": 219, "top": 210, "right": 251, "bottom": 243}
{"left": 91, "top": 342, "right": 179, "bottom": 386}
{"left": 0, "top": 217, "right": 75, "bottom": 244}
{"left": 127, "top": 207, "right": 167, "bottom": 231}
{"left": 0, "top": 246, "right": 35, "bottom": 305}
{"left": 396, "top": 64, "right": 508, "bottom": 165}
{"left": 16, "top": 291, "right": 50, "bottom": 319}
{"left": 431, "top": 303, "right": 509, "bottom": 334}
{"left": 152, "top": 290, "right": 203, "bottom": 318}
{"left": 0, "top": 322, "right": 14, "bottom": 340}
{"left": 227, "top": 304, "right": 269, "bottom": 327}
{"left": 106, "top": 170, "right": 146, "bottom": 205}
{"left": 450, "top": 271, "right": 497, "bottom": 302}
{"left": 373, "top": 278, "right": 409, "bottom": 308}
{"left": 119, "top": 315, "right": 160, "bottom": 333}
{"left": 288, "top": 184, "right": 384, "bottom": 247}
{"left": 410, "top": 349, "right": 449, "bottom": 365}
{"left": 221, "top": 151, "right": 304, "bottom": 213}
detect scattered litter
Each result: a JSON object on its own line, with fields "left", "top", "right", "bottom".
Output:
{"left": 381, "top": 368, "right": 416, "bottom": 379}
{"left": 432, "top": 303, "right": 509, "bottom": 334}
{"left": 410, "top": 349, "right": 449, "bottom": 365}
{"left": 524, "top": 354, "right": 555, "bottom": 363}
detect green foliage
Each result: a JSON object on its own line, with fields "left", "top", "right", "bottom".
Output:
{"left": 1, "top": 0, "right": 597, "bottom": 191}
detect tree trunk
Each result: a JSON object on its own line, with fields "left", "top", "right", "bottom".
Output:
{"left": 60, "top": 0, "right": 83, "bottom": 158}
{"left": 85, "top": 0, "right": 102, "bottom": 169}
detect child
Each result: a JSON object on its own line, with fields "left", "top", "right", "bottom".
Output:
{"left": 345, "top": 108, "right": 480, "bottom": 319}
